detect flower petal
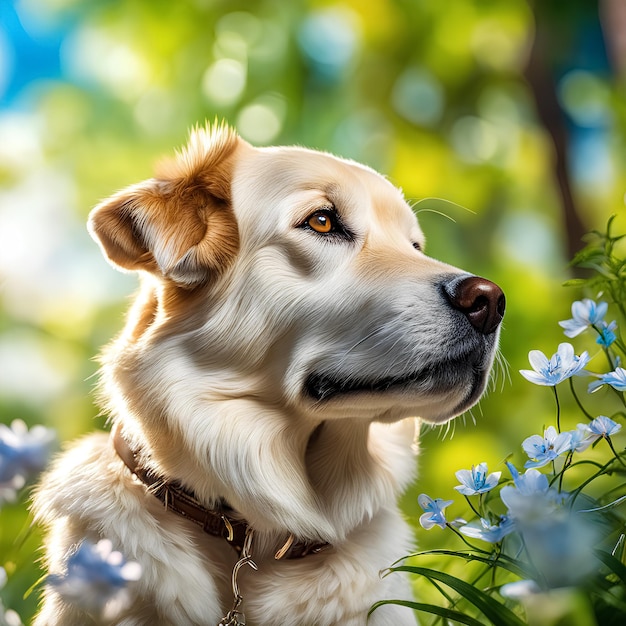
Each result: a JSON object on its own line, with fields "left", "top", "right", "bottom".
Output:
{"left": 558, "top": 319, "right": 587, "bottom": 338}
{"left": 521, "top": 434, "right": 544, "bottom": 456}
{"left": 557, "top": 342, "right": 575, "bottom": 363}
{"left": 524, "top": 456, "right": 553, "bottom": 469}
{"left": 527, "top": 350, "right": 549, "bottom": 372}
{"left": 519, "top": 369, "right": 554, "bottom": 386}
{"left": 588, "top": 415, "right": 622, "bottom": 437}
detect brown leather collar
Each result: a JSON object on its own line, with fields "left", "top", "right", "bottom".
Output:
{"left": 111, "top": 425, "right": 330, "bottom": 560}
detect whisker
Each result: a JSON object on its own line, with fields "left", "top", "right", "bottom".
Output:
{"left": 409, "top": 197, "right": 476, "bottom": 222}
{"left": 490, "top": 350, "right": 511, "bottom": 393}
{"left": 413, "top": 207, "right": 457, "bottom": 223}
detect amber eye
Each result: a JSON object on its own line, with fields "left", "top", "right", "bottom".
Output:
{"left": 307, "top": 211, "right": 334, "bottom": 233}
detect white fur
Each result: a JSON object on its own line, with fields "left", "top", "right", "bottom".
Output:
{"left": 32, "top": 125, "right": 501, "bottom": 625}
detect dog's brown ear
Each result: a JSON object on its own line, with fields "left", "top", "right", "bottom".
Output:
{"left": 88, "top": 123, "right": 241, "bottom": 286}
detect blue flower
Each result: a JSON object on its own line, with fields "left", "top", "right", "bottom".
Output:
{"left": 522, "top": 426, "right": 572, "bottom": 469}
{"left": 520, "top": 343, "right": 590, "bottom": 386}
{"left": 505, "top": 462, "right": 548, "bottom": 494}
{"left": 500, "top": 465, "right": 565, "bottom": 521}
{"left": 559, "top": 299, "right": 608, "bottom": 338}
{"left": 459, "top": 515, "right": 515, "bottom": 543}
{"left": 588, "top": 367, "right": 626, "bottom": 393}
{"left": 0, "top": 420, "right": 55, "bottom": 505}
{"left": 454, "top": 462, "right": 501, "bottom": 496}
{"left": 568, "top": 424, "right": 595, "bottom": 453}
{"left": 596, "top": 320, "right": 618, "bottom": 347}
{"left": 417, "top": 494, "right": 453, "bottom": 530}
{"left": 46, "top": 539, "right": 142, "bottom": 619}
{"left": 501, "top": 468, "right": 597, "bottom": 589}
{"left": 580, "top": 416, "right": 622, "bottom": 443}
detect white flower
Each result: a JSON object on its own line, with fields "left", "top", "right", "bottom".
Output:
{"left": 581, "top": 415, "right": 622, "bottom": 443}
{"left": 568, "top": 424, "right": 595, "bottom": 453}
{"left": 417, "top": 494, "right": 453, "bottom": 530}
{"left": 454, "top": 462, "right": 501, "bottom": 496}
{"left": 559, "top": 299, "right": 608, "bottom": 338}
{"left": 459, "top": 516, "right": 515, "bottom": 543}
{"left": 520, "top": 343, "right": 590, "bottom": 386}
{"left": 522, "top": 426, "right": 572, "bottom": 469}
{"left": 588, "top": 367, "right": 626, "bottom": 393}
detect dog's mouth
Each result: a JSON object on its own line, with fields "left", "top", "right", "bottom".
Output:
{"left": 304, "top": 350, "right": 489, "bottom": 404}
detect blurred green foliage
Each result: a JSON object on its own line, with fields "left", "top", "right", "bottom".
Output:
{"left": 1, "top": 0, "right": 626, "bottom": 622}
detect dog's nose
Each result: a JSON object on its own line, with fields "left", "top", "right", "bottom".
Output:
{"left": 443, "top": 275, "right": 505, "bottom": 335}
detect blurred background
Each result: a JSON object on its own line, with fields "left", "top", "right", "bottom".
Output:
{"left": 1, "top": 0, "right": 625, "bottom": 621}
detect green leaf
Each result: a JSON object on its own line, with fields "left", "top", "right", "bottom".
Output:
{"left": 594, "top": 549, "right": 626, "bottom": 586}
{"left": 578, "top": 494, "right": 626, "bottom": 513}
{"left": 562, "top": 278, "right": 588, "bottom": 288}
{"left": 570, "top": 249, "right": 603, "bottom": 266}
{"left": 407, "top": 549, "right": 532, "bottom": 579}
{"left": 576, "top": 262, "right": 615, "bottom": 278}
{"left": 390, "top": 565, "right": 526, "bottom": 626}
{"left": 369, "top": 599, "right": 486, "bottom": 625}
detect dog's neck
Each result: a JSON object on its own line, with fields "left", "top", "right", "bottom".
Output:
{"left": 305, "top": 418, "right": 415, "bottom": 529}
{"left": 112, "top": 406, "right": 416, "bottom": 548}
{"left": 111, "top": 423, "right": 331, "bottom": 560}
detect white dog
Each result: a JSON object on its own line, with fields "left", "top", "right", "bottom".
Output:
{"left": 32, "top": 123, "right": 504, "bottom": 625}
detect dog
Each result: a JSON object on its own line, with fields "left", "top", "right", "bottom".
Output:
{"left": 32, "top": 123, "right": 504, "bottom": 625}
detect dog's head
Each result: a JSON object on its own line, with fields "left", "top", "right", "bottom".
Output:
{"left": 89, "top": 123, "right": 504, "bottom": 426}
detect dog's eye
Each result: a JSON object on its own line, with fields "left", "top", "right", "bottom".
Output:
{"left": 299, "top": 208, "right": 355, "bottom": 242}
{"left": 306, "top": 211, "right": 336, "bottom": 234}
{"left": 412, "top": 242, "right": 422, "bottom": 251}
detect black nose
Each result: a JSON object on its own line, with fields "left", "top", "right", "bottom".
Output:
{"left": 443, "top": 275, "right": 505, "bottom": 335}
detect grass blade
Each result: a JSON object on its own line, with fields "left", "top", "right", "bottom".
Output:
{"left": 391, "top": 565, "right": 526, "bottom": 626}
{"left": 594, "top": 549, "right": 626, "bottom": 586}
{"left": 407, "top": 549, "right": 532, "bottom": 579}
{"left": 369, "top": 599, "right": 486, "bottom": 625}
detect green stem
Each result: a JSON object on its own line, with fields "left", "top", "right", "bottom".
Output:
{"left": 569, "top": 377, "right": 594, "bottom": 420}
{"left": 605, "top": 436, "right": 626, "bottom": 469}
{"left": 446, "top": 523, "right": 491, "bottom": 555}
{"left": 553, "top": 386, "right": 561, "bottom": 432}
{"left": 558, "top": 452, "right": 573, "bottom": 492}
{"left": 490, "top": 545, "right": 503, "bottom": 588}
{"left": 464, "top": 495, "right": 482, "bottom": 519}
{"left": 569, "top": 457, "right": 616, "bottom": 508}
